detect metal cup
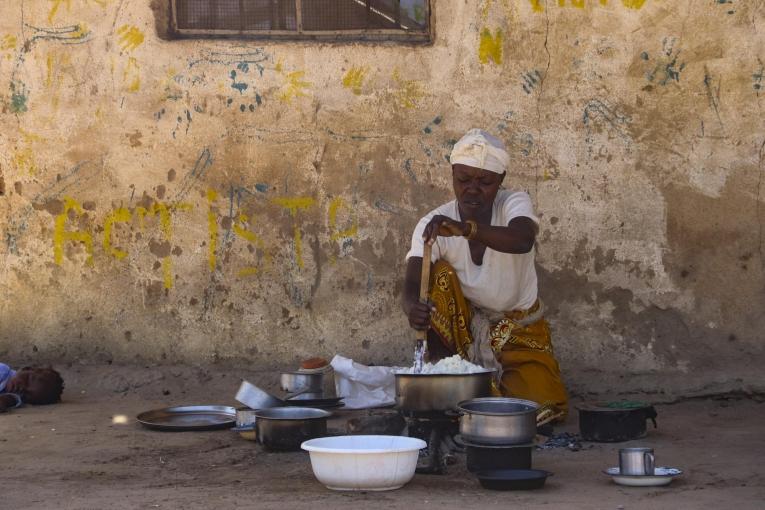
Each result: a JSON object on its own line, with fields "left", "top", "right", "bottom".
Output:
{"left": 619, "top": 447, "right": 655, "bottom": 475}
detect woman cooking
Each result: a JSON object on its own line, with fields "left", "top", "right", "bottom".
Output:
{"left": 402, "top": 128, "right": 568, "bottom": 418}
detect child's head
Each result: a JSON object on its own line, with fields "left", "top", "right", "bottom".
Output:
{"left": 6, "top": 366, "right": 64, "bottom": 405}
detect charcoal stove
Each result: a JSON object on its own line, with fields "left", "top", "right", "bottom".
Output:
{"left": 393, "top": 366, "right": 495, "bottom": 474}
{"left": 400, "top": 409, "right": 463, "bottom": 474}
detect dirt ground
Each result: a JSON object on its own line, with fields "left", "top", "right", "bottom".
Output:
{"left": 2, "top": 364, "right": 764, "bottom": 510}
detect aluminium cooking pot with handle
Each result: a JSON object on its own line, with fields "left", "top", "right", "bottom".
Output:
{"left": 577, "top": 401, "right": 658, "bottom": 442}
{"left": 394, "top": 370, "right": 495, "bottom": 412}
{"left": 457, "top": 397, "right": 539, "bottom": 445}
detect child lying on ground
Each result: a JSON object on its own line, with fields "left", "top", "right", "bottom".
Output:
{"left": 0, "top": 363, "right": 64, "bottom": 412}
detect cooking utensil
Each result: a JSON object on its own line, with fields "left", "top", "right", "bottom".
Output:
{"left": 457, "top": 397, "right": 539, "bottom": 445}
{"left": 577, "top": 401, "right": 658, "bottom": 442}
{"left": 394, "top": 369, "right": 495, "bottom": 412}
{"left": 476, "top": 469, "right": 552, "bottom": 491}
{"left": 413, "top": 242, "right": 432, "bottom": 373}
{"left": 301, "top": 435, "right": 426, "bottom": 491}
{"left": 280, "top": 372, "right": 324, "bottom": 393}
{"left": 254, "top": 407, "right": 331, "bottom": 451}
{"left": 295, "top": 364, "right": 337, "bottom": 397}
{"left": 136, "top": 405, "right": 236, "bottom": 431}
{"left": 619, "top": 447, "right": 655, "bottom": 476}
{"left": 235, "top": 380, "right": 283, "bottom": 410}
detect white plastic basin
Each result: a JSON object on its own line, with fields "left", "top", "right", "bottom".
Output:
{"left": 301, "top": 435, "right": 426, "bottom": 491}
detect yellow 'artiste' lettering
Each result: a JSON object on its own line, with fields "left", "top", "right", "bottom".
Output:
{"left": 272, "top": 197, "right": 316, "bottom": 269}
{"left": 53, "top": 197, "right": 94, "bottom": 266}
{"left": 103, "top": 207, "right": 131, "bottom": 259}
{"left": 328, "top": 197, "right": 358, "bottom": 242}
{"left": 478, "top": 28, "right": 503, "bottom": 65}
{"left": 136, "top": 201, "right": 192, "bottom": 289}
{"left": 233, "top": 213, "right": 270, "bottom": 277}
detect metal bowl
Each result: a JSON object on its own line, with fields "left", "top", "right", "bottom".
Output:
{"left": 457, "top": 397, "right": 539, "bottom": 445}
{"left": 394, "top": 370, "right": 495, "bottom": 412}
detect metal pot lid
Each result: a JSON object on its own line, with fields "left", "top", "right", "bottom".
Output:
{"left": 457, "top": 397, "right": 540, "bottom": 416}
{"left": 254, "top": 407, "right": 331, "bottom": 420}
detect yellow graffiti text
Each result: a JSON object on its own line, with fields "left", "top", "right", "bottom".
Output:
{"left": 328, "top": 197, "right": 358, "bottom": 242}
{"left": 1, "top": 34, "right": 17, "bottom": 51}
{"left": 123, "top": 56, "right": 140, "bottom": 92}
{"left": 54, "top": 197, "right": 94, "bottom": 266}
{"left": 117, "top": 25, "right": 145, "bottom": 52}
{"left": 278, "top": 71, "right": 311, "bottom": 103}
{"left": 272, "top": 197, "right": 316, "bottom": 268}
{"left": 559, "top": 0, "right": 585, "bottom": 7}
{"left": 392, "top": 70, "right": 425, "bottom": 109}
{"left": 528, "top": 0, "right": 544, "bottom": 12}
{"left": 13, "top": 130, "right": 45, "bottom": 175}
{"left": 103, "top": 207, "right": 132, "bottom": 260}
{"left": 48, "top": 0, "right": 72, "bottom": 23}
{"left": 621, "top": 0, "right": 647, "bottom": 8}
{"left": 478, "top": 28, "right": 503, "bottom": 65}
{"left": 45, "top": 51, "right": 74, "bottom": 108}
{"left": 342, "top": 66, "right": 367, "bottom": 95}
{"left": 136, "top": 201, "right": 193, "bottom": 289}
{"left": 232, "top": 213, "right": 270, "bottom": 277}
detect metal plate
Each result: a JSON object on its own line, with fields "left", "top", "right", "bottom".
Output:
{"left": 603, "top": 466, "right": 682, "bottom": 486}
{"left": 137, "top": 405, "right": 236, "bottom": 431}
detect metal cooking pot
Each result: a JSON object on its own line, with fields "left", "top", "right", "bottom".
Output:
{"left": 254, "top": 407, "right": 331, "bottom": 451}
{"left": 280, "top": 372, "right": 324, "bottom": 393}
{"left": 457, "top": 397, "right": 539, "bottom": 445}
{"left": 577, "top": 401, "right": 658, "bottom": 442}
{"left": 394, "top": 370, "right": 495, "bottom": 412}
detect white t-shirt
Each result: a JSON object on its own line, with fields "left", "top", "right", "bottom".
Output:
{"left": 405, "top": 190, "right": 539, "bottom": 313}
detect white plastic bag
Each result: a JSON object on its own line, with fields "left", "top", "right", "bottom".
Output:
{"left": 330, "top": 354, "right": 402, "bottom": 409}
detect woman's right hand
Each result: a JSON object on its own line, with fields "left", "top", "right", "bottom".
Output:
{"left": 422, "top": 215, "right": 468, "bottom": 244}
{"left": 408, "top": 300, "right": 435, "bottom": 331}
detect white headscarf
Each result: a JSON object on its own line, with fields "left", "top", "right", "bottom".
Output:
{"left": 449, "top": 128, "right": 509, "bottom": 174}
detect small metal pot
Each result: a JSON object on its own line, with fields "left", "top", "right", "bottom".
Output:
{"left": 280, "top": 372, "right": 324, "bottom": 393}
{"left": 577, "top": 402, "right": 658, "bottom": 442}
{"left": 254, "top": 407, "right": 331, "bottom": 451}
{"left": 394, "top": 370, "right": 495, "bottom": 412}
{"left": 457, "top": 398, "right": 539, "bottom": 445}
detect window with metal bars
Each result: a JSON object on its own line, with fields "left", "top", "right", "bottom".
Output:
{"left": 171, "top": 0, "right": 431, "bottom": 42}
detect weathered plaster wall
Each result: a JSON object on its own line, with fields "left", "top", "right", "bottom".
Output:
{"left": 1, "top": 0, "right": 763, "bottom": 396}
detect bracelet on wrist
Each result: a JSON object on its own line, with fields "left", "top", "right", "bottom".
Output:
{"left": 464, "top": 220, "right": 478, "bottom": 240}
